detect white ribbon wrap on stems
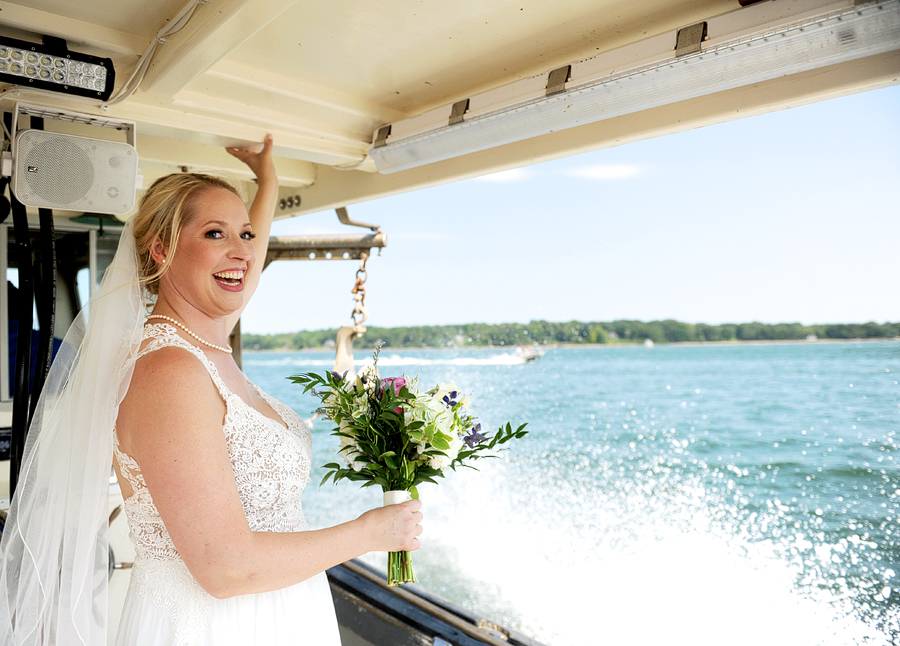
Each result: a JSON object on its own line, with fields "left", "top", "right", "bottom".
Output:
{"left": 383, "top": 490, "right": 412, "bottom": 507}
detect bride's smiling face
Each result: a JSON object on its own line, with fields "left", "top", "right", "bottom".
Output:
{"left": 155, "top": 187, "right": 256, "bottom": 318}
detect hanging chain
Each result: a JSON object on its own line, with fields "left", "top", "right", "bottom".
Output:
{"left": 350, "top": 251, "right": 369, "bottom": 326}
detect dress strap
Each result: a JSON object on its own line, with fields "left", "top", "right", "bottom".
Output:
{"left": 113, "top": 427, "right": 146, "bottom": 493}
{"left": 140, "top": 322, "right": 233, "bottom": 403}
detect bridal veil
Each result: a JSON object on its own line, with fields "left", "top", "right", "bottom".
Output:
{"left": 0, "top": 219, "right": 144, "bottom": 645}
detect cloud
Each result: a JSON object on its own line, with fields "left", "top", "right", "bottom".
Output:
{"left": 472, "top": 168, "right": 537, "bottom": 183}
{"left": 565, "top": 164, "right": 644, "bottom": 180}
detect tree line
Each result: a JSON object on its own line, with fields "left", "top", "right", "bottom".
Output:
{"left": 242, "top": 319, "right": 900, "bottom": 350}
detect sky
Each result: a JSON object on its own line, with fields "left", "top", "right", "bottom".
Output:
{"left": 241, "top": 85, "right": 900, "bottom": 335}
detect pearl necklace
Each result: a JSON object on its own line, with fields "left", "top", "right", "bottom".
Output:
{"left": 146, "top": 315, "right": 233, "bottom": 353}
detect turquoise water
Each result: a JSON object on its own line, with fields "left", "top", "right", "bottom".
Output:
{"left": 244, "top": 341, "right": 900, "bottom": 645}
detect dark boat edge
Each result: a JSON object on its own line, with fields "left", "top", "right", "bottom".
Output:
{"left": 327, "top": 559, "right": 548, "bottom": 646}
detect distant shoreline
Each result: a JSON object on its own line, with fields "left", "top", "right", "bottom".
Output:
{"left": 243, "top": 320, "right": 899, "bottom": 352}
{"left": 243, "top": 336, "right": 899, "bottom": 353}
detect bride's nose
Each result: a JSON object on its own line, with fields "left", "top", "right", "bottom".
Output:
{"left": 227, "top": 236, "right": 254, "bottom": 262}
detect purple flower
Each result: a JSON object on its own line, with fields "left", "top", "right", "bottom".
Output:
{"left": 464, "top": 423, "right": 486, "bottom": 448}
{"left": 442, "top": 391, "right": 458, "bottom": 407}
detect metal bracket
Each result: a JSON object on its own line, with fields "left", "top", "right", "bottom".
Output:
{"left": 336, "top": 206, "right": 380, "bottom": 232}
{"left": 546, "top": 65, "right": 571, "bottom": 96}
{"left": 41, "top": 36, "right": 69, "bottom": 57}
{"left": 12, "top": 102, "right": 137, "bottom": 146}
{"left": 263, "top": 231, "right": 387, "bottom": 268}
{"left": 675, "top": 22, "right": 707, "bottom": 57}
{"left": 373, "top": 125, "right": 391, "bottom": 148}
{"left": 449, "top": 99, "right": 470, "bottom": 126}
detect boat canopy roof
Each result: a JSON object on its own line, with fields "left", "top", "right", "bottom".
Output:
{"left": 0, "top": 0, "right": 897, "bottom": 218}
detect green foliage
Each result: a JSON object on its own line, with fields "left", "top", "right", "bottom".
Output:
{"left": 248, "top": 319, "right": 900, "bottom": 350}
{"left": 289, "top": 358, "right": 528, "bottom": 493}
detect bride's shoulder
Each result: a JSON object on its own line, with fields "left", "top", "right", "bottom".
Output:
{"left": 143, "top": 339, "right": 214, "bottom": 377}
{"left": 118, "top": 346, "right": 225, "bottom": 451}
{"left": 125, "top": 346, "right": 220, "bottom": 411}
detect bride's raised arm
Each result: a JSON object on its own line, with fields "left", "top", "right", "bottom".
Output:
{"left": 224, "top": 134, "right": 278, "bottom": 332}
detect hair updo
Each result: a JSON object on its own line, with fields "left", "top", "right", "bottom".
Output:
{"left": 131, "top": 173, "right": 241, "bottom": 295}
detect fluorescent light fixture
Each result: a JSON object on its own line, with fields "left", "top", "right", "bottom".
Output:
{"left": 370, "top": 0, "right": 900, "bottom": 174}
{"left": 0, "top": 36, "right": 115, "bottom": 102}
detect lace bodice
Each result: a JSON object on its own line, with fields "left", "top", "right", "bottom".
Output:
{"left": 113, "top": 323, "right": 312, "bottom": 645}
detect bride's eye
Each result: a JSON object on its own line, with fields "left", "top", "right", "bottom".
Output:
{"left": 205, "top": 229, "right": 224, "bottom": 239}
{"left": 241, "top": 231, "right": 256, "bottom": 240}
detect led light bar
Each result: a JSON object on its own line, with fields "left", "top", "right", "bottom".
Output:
{"left": 370, "top": 0, "right": 900, "bottom": 174}
{"left": 0, "top": 36, "right": 115, "bottom": 102}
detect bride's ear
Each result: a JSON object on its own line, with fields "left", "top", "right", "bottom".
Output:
{"left": 149, "top": 236, "right": 168, "bottom": 267}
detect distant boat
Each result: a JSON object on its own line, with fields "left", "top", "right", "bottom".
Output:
{"left": 643, "top": 339, "right": 655, "bottom": 348}
{"left": 515, "top": 345, "right": 545, "bottom": 362}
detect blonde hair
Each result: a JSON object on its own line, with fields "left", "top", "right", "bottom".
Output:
{"left": 132, "top": 173, "right": 241, "bottom": 295}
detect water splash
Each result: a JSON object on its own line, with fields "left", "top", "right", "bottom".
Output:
{"left": 250, "top": 344, "right": 900, "bottom": 645}
{"left": 406, "top": 459, "right": 896, "bottom": 646}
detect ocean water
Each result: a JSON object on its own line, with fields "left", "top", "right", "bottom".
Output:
{"left": 243, "top": 341, "right": 900, "bottom": 645}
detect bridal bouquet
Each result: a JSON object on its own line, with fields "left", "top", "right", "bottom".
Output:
{"left": 290, "top": 345, "right": 527, "bottom": 585}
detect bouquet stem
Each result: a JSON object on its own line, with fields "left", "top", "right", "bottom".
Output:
{"left": 383, "top": 490, "right": 417, "bottom": 586}
{"left": 386, "top": 550, "right": 416, "bottom": 586}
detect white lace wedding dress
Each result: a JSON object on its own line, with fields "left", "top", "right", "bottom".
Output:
{"left": 112, "top": 324, "right": 342, "bottom": 646}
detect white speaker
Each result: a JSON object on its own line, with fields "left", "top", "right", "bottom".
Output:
{"left": 11, "top": 129, "right": 138, "bottom": 215}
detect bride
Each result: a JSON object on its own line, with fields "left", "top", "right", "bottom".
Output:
{"left": 0, "top": 135, "right": 422, "bottom": 645}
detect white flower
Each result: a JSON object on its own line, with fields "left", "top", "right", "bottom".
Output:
{"left": 351, "top": 397, "right": 369, "bottom": 417}
{"left": 421, "top": 398, "right": 452, "bottom": 434}
{"left": 428, "top": 453, "right": 451, "bottom": 471}
{"left": 338, "top": 423, "right": 366, "bottom": 471}
{"left": 427, "top": 434, "right": 463, "bottom": 471}
{"left": 446, "top": 434, "right": 464, "bottom": 461}
{"left": 430, "top": 382, "right": 459, "bottom": 402}
{"left": 355, "top": 364, "right": 379, "bottom": 394}
{"left": 426, "top": 433, "right": 464, "bottom": 471}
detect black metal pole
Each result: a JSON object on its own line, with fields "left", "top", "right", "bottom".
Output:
{"left": 9, "top": 194, "right": 34, "bottom": 500}
{"left": 30, "top": 207, "right": 56, "bottom": 423}
{"left": 26, "top": 116, "right": 58, "bottom": 423}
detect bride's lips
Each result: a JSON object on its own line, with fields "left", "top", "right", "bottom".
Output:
{"left": 213, "top": 269, "right": 246, "bottom": 291}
